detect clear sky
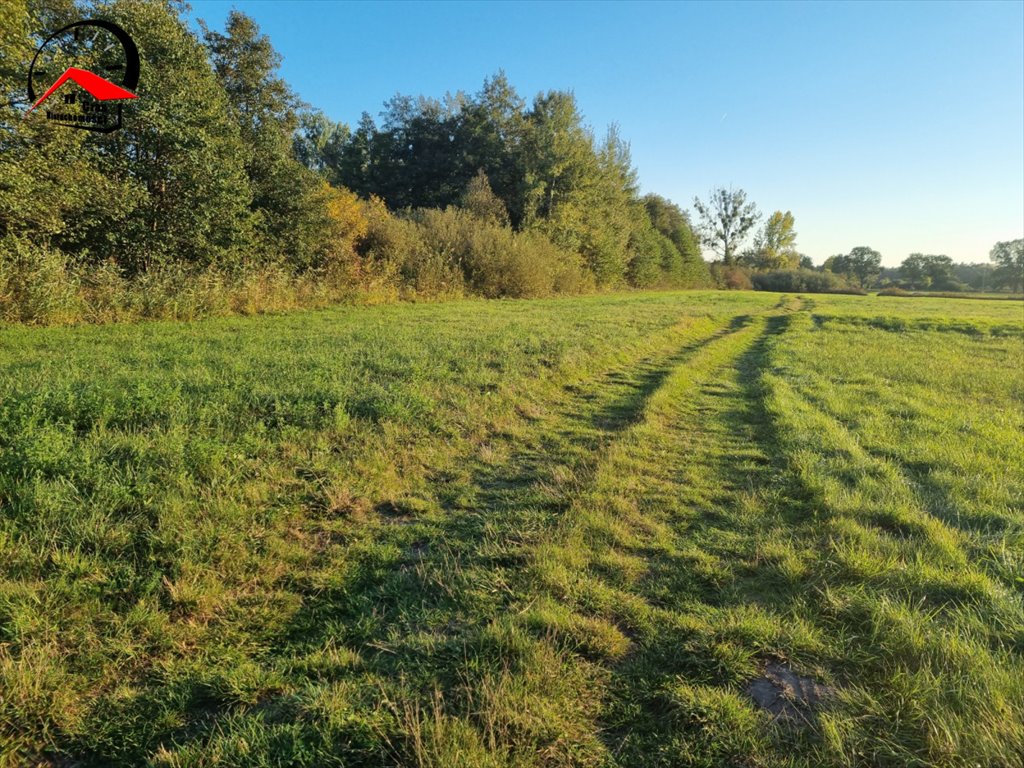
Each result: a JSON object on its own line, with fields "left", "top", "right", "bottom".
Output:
{"left": 186, "top": 0, "right": 1024, "bottom": 266}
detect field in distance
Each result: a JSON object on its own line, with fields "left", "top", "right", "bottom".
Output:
{"left": 0, "top": 290, "right": 1021, "bottom": 767}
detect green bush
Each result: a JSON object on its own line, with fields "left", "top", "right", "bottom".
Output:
{"left": 626, "top": 226, "right": 664, "bottom": 288}
{"left": 750, "top": 268, "right": 865, "bottom": 294}
{"left": 359, "top": 202, "right": 593, "bottom": 300}
{"left": 520, "top": 230, "right": 594, "bottom": 295}
{"left": 358, "top": 199, "right": 459, "bottom": 298}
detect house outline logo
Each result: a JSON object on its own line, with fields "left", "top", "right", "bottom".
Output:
{"left": 26, "top": 19, "right": 140, "bottom": 133}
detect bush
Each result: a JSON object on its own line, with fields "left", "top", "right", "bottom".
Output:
{"left": 0, "top": 235, "right": 357, "bottom": 325}
{"left": 711, "top": 264, "right": 753, "bottom": 291}
{"left": 359, "top": 202, "right": 593, "bottom": 300}
{"left": 750, "top": 269, "right": 865, "bottom": 294}
{"left": 460, "top": 171, "right": 510, "bottom": 226}
{"left": 461, "top": 221, "right": 542, "bottom": 297}
{"left": 521, "top": 231, "right": 594, "bottom": 295}
{"left": 358, "top": 198, "right": 459, "bottom": 299}
{"left": 417, "top": 207, "right": 591, "bottom": 298}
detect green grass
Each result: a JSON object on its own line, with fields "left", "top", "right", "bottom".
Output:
{"left": 0, "top": 290, "right": 1021, "bottom": 767}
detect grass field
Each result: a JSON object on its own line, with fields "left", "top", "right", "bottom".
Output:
{"left": 0, "top": 290, "right": 1021, "bottom": 767}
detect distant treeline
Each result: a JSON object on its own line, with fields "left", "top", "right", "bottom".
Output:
{"left": 737, "top": 252, "right": 1023, "bottom": 296}
{"left": 0, "top": 1, "right": 709, "bottom": 323}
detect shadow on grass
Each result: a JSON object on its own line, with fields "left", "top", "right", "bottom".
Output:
{"left": 596, "top": 311, "right": 834, "bottom": 763}
{"left": 63, "top": 319, "right": 756, "bottom": 766}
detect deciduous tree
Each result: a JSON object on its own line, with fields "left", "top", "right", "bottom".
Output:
{"left": 203, "top": 10, "right": 332, "bottom": 270}
{"left": 747, "top": 210, "right": 799, "bottom": 269}
{"left": 828, "top": 246, "right": 882, "bottom": 288}
{"left": 692, "top": 187, "right": 760, "bottom": 265}
{"left": 899, "top": 254, "right": 956, "bottom": 290}
{"left": 990, "top": 239, "right": 1023, "bottom": 292}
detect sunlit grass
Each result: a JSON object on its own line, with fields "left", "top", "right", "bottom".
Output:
{"left": 0, "top": 290, "right": 1020, "bottom": 766}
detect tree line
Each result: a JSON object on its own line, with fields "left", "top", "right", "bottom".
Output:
{"left": 687, "top": 188, "right": 1022, "bottom": 294}
{"left": 1, "top": 1, "right": 1019, "bottom": 324}
{"left": 0, "top": 1, "right": 710, "bottom": 323}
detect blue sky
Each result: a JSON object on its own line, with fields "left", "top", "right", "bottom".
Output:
{"left": 187, "top": 0, "right": 1024, "bottom": 266}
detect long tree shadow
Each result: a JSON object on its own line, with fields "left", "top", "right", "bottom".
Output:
{"left": 69, "top": 317, "right": 761, "bottom": 765}
{"left": 280, "top": 316, "right": 757, "bottom": 652}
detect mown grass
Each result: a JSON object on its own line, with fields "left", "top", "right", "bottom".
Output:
{"left": 0, "top": 290, "right": 1020, "bottom": 767}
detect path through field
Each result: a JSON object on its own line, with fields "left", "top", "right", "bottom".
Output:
{"left": 0, "top": 292, "right": 1021, "bottom": 766}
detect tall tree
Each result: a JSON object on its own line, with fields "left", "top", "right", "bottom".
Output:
{"left": 989, "top": 239, "right": 1023, "bottom": 292}
{"left": 643, "top": 194, "right": 701, "bottom": 259}
{"left": 292, "top": 109, "right": 350, "bottom": 185}
{"left": 523, "top": 90, "right": 625, "bottom": 282}
{"left": 202, "top": 10, "right": 330, "bottom": 270}
{"left": 900, "top": 254, "right": 955, "bottom": 290}
{"left": 68, "top": 0, "right": 254, "bottom": 272}
{"left": 337, "top": 112, "right": 377, "bottom": 197}
{"left": 692, "top": 187, "right": 760, "bottom": 265}
{"left": 374, "top": 92, "right": 468, "bottom": 210}
{"left": 829, "top": 246, "right": 882, "bottom": 288}
{"left": 523, "top": 90, "right": 595, "bottom": 226}
{"left": 0, "top": 0, "right": 141, "bottom": 256}
{"left": 952, "top": 262, "right": 997, "bottom": 291}
{"left": 641, "top": 194, "right": 708, "bottom": 285}
{"left": 745, "top": 210, "right": 798, "bottom": 269}
{"left": 899, "top": 253, "right": 929, "bottom": 288}
{"left": 459, "top": 72, "right": 529, "bottom": 226}
{"left": 588, "top": 124, "right": 645, "bottom": 285}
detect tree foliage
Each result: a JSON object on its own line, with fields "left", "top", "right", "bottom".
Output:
{"left": 692, "top": 187, "right": 761, "bottom": 265}
{"left": 899, "top": 254, "right": 958, "bottom": 291}
{"left": 2, "top": 1, "right": 715, "bottom": 324}
{"left": 303, "top": 78, "right": 701, "bottom": 289}
{"left": 742, "top": 210, "right": 798, "bottom": 270}
{"left": 989, "top": 239, "right": 1023, "bottom": 292}
{"left": 826, "top": 246, "right": 883, "bottom": 288}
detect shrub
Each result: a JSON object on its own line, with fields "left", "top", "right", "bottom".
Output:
{"left": 318, "top": 183, "right": 368, "bottom": 272}
{"left": 359, "top": 203, "right": 593, "bottom": 300}
{"left": 711, "top": 264, "right": 753, "bottom": 291}
{"left": 417, "top": 207, "right": 591, "bottom": 299}
{"left": 750, "top": 268, "right": 865, "bottom": 294}
{"left": 77, "top": 259, "right": 130, "bottom": 323}
{"left": 406, "top": 207, "right": 467, "bottom": 298}
{"left": 462, "top": 221, "right": 542, "bottom": 297}
{"left": 460, "top": 171, "right": 510, "bottom": 226}
{"left": 359, "top": 198, "right": 461, "bottom": 299}
{"left": 521, "top": 231, "right": 594, "bottom": 295}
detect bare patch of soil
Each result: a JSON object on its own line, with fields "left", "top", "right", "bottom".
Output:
{"left": 744, "top": 661, "right": 834, "bottom": 723}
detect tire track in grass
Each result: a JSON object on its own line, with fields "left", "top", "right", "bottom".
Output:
{"left": 379, "top": 312, "right": 786, "bottom": 765}
{"left": 488, "top": 310, "right": 820, "bottom": 767}
{"left": 282, "top": 313, "right": 746, "bottom": 634}
{"left": 760, "top": 316, "right": 1018, "bottom": 611}
{"left": 149, "top": 310, "right": 772, "bottom": 765}
{"left": 532, "top": 302, "right": 1020, "bottom": 767}
{"left": 769, "top": 321, "right": 1024, "bottom": 597}
{"left": 49, "top": 308, "right": 760, "bottom": 768}
{"left": 756, "top": 314, "right": 1024, "bottom": 767}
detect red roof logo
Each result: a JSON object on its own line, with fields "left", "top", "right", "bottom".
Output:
{"left": 28, "top": 66, "right": 137, "bottom": 113}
